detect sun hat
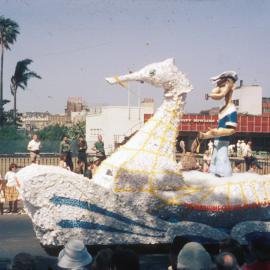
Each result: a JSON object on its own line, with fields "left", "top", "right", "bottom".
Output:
{"left": 57, "top": 239, "right": 92, "bottom": 269}
{"left": 177, "top": 242, "right": 216, "bottom": 270}
{"left": 210, "top": 71, "right": 238, "bottom": 83}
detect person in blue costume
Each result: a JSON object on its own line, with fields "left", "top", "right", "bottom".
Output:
{"left": 195, "top": 71, "right": 238, "bottom": 177}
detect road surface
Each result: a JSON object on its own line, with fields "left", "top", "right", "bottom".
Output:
{"left": 0, "top": 214, "right": 168, "bottom": 269}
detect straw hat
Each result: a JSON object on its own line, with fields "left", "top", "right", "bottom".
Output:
{"left": 58, "top": 239, "right": 92, "bottom": 269}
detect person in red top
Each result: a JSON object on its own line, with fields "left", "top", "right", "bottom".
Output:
{"left": 243, "top": 234, "right": 270, "bottom": 270}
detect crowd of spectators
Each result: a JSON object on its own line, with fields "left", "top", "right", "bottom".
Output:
{"left": 0, "top": 134, "right": 106, "bottom": 215}
{"left": 58, "top": 134, "right": 105, "bottom": 179}
{"left": 4, "top": 234, "right": 270, "bottom": 270}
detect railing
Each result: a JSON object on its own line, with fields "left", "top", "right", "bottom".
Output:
{"left": 0, "top": 154, "right": 95, "bottom": 177}
{"left": 176, "top": 153, "right": 270, "bottom": 175}
{"left": 1, "top": 153, "right": 270, "bottom": 177}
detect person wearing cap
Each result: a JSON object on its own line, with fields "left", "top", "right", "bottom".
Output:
{"left": 58, "top": 239, "right": 92, "bottom": 270}
{"left": 192, "top": 71, "right": 238, "bottom": 177}
{"left": 176, "top": 242, "right": 216, "bottom": 270}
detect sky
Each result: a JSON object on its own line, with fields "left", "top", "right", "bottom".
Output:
{"left": 1, "top": 0, "right": 270, "bottom": 114}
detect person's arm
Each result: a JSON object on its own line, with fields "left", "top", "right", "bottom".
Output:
{"left": 199, "top": 127, "right": 236, "bottom": 140}
{"left": 207, "top": 80, "right": 235, "bottom": 100}
{"left": 92, "top": 142, "right": 97, "bottom": 152}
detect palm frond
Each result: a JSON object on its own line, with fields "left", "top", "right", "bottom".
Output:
{"left": 0, "top": 16, "right": 20, "bottom": 50}
{"left": 10, "top": 58, "right": 41, "bottom": 90}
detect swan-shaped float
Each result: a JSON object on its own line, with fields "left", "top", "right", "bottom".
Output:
{"left": 17, "top": 58, "right": 270, "bottom": 246}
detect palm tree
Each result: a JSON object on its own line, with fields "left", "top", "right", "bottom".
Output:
{"left": 10, "top": 59, "right": 41, "bottom": 124}
{"left": 0, "top": 16, "right": 19, "bottom": 127}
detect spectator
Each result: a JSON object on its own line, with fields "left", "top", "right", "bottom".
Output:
{"left": 168, "top": 236, "right": 190, "bottom": 270}
{"left": 27, "top": 134, "right": 41, "bottom": 164}
{"left": 228, "top": 144, "right": 236, "bottom": 157}
{"left": 74, "top": 160, "right": 84, "bottom": 175}
{"left": 84, "top": 161, "right": 93, "bottom": 179}
{"left": 244, "top": 141, "right": 262, "bottom": 171}
{"left": 91, "top": 157, "right": 101, "bottom": 175}
{"left": 219, "top": 238, "right": 245, "bottom": 266}
{"left": 60, "top": 135, "right": 73, "bottom": 171}
{"left": 236, "top": 140, "right": 241, "bottom": 157}
{"left": 4, "top": 163, "right": 19, "bottom": 213}
{"left": 92, "top": 248, "right": 113, "bottom": 270}
{"left": 92, "top": 135, "right": 106, "bottom": 162}
{"left": 176, "top": 242, "right": 215, "bottom": 270}
{"left": 77, "top": 135, "right": 88, "bottom": 172}
{"left": 208, "top": 140, "right": 214, "bottom": 155}
{"left": 248, "top": 161, "right": 258, "bottom": 173}
{"left": 240, "top": 140, "right": 247, "bottom": 158}
{"left": 233, "top": 161, "right": 242, "bottom": 173}
{"left": 57, "top": 239, "right": 92, "bottom": 270}
{"left": 0, "top": 175, "right": 5, "bottom": 215}
{"left": 59, "top": 154, "right": 70, "bottom": 170}
{"left": 179, "top": 140, "right": 186, "bottom": 154}
{"left": 11, "top": 252, "right": 37, "bottom": 270}
{"left": 243, "top": 234, "right": 270, "bottom": 270}
{"left": 111, "top": 248, "right": 139, "bottom": 270}
{"left": 215, "top": 252, "right": 239, "bottom": 270}
{"left": 203, "top": 150, "right": 211, "bottom": 173}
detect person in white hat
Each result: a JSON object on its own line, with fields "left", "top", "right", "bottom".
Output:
{"left": 192, "top": 71, "right": 238, "bottom": 177}
{"left": 177, "top": 242, "right": 216, "bottom": 270}
{"left": 58, "top": 239, "right": 93, "bottom": 270}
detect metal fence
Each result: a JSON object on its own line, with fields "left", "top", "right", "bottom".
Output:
{"left": 1, "top": 153, "right": 270, "bottom": 177}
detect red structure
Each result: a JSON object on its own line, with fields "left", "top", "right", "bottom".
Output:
{"left": 179, "top": 114, "right": 270, "bottom": 133}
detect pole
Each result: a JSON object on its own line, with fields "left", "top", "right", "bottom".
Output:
{"left": 138, "top": 83, "right": 141, "bottom": 121}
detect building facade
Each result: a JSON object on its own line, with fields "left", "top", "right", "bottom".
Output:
{"left": 86, "top": 100, "right": 154, "bottom": 154}
{"left": 232, "top": 83, "right": 262, "bottom": 115}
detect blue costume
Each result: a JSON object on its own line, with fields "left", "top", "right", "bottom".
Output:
{"left": 209, "top": 103, "right": 237, "bottom": 177}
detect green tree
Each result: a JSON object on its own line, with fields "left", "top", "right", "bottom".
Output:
{"left": 10, "top": 59, "right": 41, "bottom": 125}
{"left": 67, "top": 121, "right": 86, "bottom": 140}
{"left": 0, "top": 16, "right": 19, "bottom": 127}
{"left": 37, "top": 124, "right": 68, "bottom": 141}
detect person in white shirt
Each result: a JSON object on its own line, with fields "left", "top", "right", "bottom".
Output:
{"left": 208, "top": 140, "right": 213, "bottom": 156}
{"left": 236, "top": 140, "right": 241, "bottom": 157}
{"left": 4, "top": 163, "right": 19, "bottom": 213}
{"left": 240, "top": 140, "right": 247, "bottom": 157}
{"left": 27, "top": 134, "right": 41, "bottom": 164}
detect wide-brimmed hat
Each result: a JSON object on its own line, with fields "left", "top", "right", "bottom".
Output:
{"left": 58, "top": 239, "right": 92, "bottom": 269}
{"left": 210, "top": 71, "right": 238, "bottom": 83}
{"left": 177, "top": 242, "right": 215, "bottom": 270}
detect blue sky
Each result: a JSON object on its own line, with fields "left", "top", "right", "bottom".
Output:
{"left": 1, "top": 0, "right": 270, "bottom": 113}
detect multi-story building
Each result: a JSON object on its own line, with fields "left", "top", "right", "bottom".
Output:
{"left": 21, "top": 112, "right": 50, "bottom": 131}
{"left": 65, "top": 97, "right": 88, "bottom": 116}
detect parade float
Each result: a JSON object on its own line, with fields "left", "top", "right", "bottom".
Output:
{"left": 17, "top": 58, "right": 270, "bottom": 247}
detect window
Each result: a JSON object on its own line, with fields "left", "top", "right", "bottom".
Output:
{"left": 89, "top": 128, "right": 102, "bottom": 136}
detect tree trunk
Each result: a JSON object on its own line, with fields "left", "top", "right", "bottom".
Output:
{"left": 13, "top": 88, "right": 17, "bottom": 125}
{"left": 0, "top": 44, "right": 4, "bottom": 127}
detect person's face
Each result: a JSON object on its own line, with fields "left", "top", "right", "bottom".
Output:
{"left": 12, "top": 166, "right": 17, "bottom": 172}
{"left": 98, "top": 135, "right": 102, "bottom": 142}
{"left": 33, "top": 134, "right": 38, "bottom": 140}
{"left": 64, "top": 136, "right": 68, "bottom": 142}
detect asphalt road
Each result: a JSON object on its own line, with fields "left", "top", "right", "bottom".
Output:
{"left": 0, "top": 214, "right": 48, "bottom": 258}
{"left": 0, "top": 214, "right": 168, "bottom": 270}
